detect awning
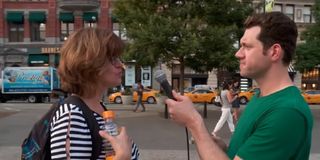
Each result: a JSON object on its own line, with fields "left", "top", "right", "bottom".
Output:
{"left": 59, "top": 12, "right": 74, "bottom": 23}
{"left": 28, "top": 54, "right": 49, "bottom": 64}
{"left": 83, "top": 12, "right": 98, "bottom": 22}
{"left": 29, "top": 11, "right": 46, "bottom": 23}
{"left": 6, "top": 11, "right": 24, "bottom": 23}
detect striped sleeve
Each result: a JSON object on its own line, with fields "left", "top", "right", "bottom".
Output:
{"left": 50, "top": 103, "right": 140, "bottom": 160}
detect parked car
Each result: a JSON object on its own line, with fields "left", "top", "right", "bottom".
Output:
{"left": 108, "top": 92, "right": 123, "bottom": 104}
{"left": 108, "top": 89, "right": 159, "bottom": 104}
{"left": 184, "top": 89, "right": 217, "bottom": 103}
{"left": 184, "top": 87, "right": 194, "bottom": 93}
{"left": 301, "top": 90, "right": 320, "bottom": 104}
{"left": 132, "top": 88, "right": 159, "bottom": 104}
{"left": 239, "top": 88, "right": 260, "bottom": 104}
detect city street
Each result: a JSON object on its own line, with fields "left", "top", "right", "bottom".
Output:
{"left": 0, "top": 101, "right": 319, "bottom": 160}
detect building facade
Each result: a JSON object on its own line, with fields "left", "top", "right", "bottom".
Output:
{"left": 1, "top": 0, "right": 319, "bottom": 91}
{"left": 257, "top": 0, "right": 318, "bottom": 90}
{"left": 225, "top": 0, "right": 317, "bottom": 91}
{"left": 0, "top": 0, "right": 114, "bottom": 70}
{"left": 170, "top": 0, "right": 318, "bottom": 91}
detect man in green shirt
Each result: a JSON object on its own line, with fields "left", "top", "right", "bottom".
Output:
{"left": 164, "top": 12, "right": 313, "bottom": 160}
{"left": 99, "top": 12, "right": 313, "bottom": 160}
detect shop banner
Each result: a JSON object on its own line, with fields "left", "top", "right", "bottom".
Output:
{"left": 141, "top": 66, "right": 151, "bottom": 87}
{"left": 125, "top": 64, "right": 135, "bottom": 86}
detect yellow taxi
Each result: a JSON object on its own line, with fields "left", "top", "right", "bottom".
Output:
{"left": 132, "top": 88, "right": 159, "bottom": 104}
{"left": 239, "top": 88, "right": 260, "bottom": 104}
{"left": 108, "top": 92, "right": 123, "bottom": 104}
{"left": 301, "top": 90, "right": 320, "bottom": 104}
{"left": 108, "top": 89, "right": 159, "bottom": 104}
{"left": 184, "top": 89, "right": 217, "bottom": 103}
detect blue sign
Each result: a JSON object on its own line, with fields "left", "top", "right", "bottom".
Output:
{"left": 2, "top": 67, "right": 54, "bottom": 93}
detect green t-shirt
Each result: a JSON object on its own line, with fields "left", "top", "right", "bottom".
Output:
{"left": 227, "top": 86, "right": 313, "bottom": 160}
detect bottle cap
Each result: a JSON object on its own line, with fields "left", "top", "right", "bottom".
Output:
{"left": 103, "top": 111, "right": 115, "bottom": 119}
{"left": 106, "top": 155, "right": 114, "bottom": 160}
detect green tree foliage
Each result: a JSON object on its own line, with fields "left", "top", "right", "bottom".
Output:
{"left": 113, "top": 0, "right": 252, "bottom": 91}
{"left": 295, "top": 0, "right": 320, "bottom": 72}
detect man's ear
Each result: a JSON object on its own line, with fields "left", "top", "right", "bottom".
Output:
{"left": 269, "top": 43, "right": 282, "bottom": 62}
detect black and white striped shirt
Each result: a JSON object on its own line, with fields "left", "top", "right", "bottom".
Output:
{"left": 50, "top": 103, "right": 139, "bottom": 160}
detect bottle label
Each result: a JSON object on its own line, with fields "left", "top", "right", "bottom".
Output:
{"left": 106, "top": 155, "right": 114, "bottom": 160}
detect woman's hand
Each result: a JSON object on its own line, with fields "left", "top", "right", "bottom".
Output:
{"left": 99, "top": 127, "right": 131, "bottom": 160}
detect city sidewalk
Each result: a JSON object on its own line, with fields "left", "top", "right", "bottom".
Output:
{"left": 0, "top": 102, "right": 319, "bottom": 160}
{"left": 108, "top": 103, "right": 320, "bottom": 160}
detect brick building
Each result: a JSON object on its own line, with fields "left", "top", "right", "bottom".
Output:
{"left": 0, "top": 0, "right": 113, "bottom": 70}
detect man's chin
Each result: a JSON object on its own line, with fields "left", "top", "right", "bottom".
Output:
{"left": 240, "top": 72, "right": 252, "bottom": 79}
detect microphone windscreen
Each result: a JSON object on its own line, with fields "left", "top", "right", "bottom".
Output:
{"left": 155, "top": 70, "right": 166, "bottom": 83}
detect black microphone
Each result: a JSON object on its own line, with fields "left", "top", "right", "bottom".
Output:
{"left": 155, "top": 70, "right": 175, "bottom": 100}
{"left": 155, "top": 70, "right": 190, "bottom": 160}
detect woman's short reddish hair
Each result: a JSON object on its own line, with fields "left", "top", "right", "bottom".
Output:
{"left": 58, "top": 28, "right": 124, "bottom": 97}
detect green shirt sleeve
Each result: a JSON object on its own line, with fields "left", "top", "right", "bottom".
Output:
{"left": 236, "top": 108, "right": 306, "bottom": 160}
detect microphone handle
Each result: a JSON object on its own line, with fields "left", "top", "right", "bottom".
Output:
{"left": 161, "top": 80, "right": 176, "bottom": 100}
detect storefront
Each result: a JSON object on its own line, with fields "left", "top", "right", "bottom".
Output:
{"left": 171, "top": 64, "right": 208, "bottom": 91}
{"left": 301, "top": 67, "right": 320, "bottom": 90}
{"left": 28, "top": 47, "right": 60, "bottom": 67}
{"left": 0, "top": 48, "right": 28, "bottom": 69}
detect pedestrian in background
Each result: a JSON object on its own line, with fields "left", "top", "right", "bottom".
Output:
{"left": 133, "top": 80, "right": 146, "bottom": 112}
{"left": 54, "top": 28, "right": 139, "bottom": 160}
{"left": 211, "top": 81, "right": 236, "bottom": 137}
{"left": 231, "top": 79, "right": 240, "bottom": 122}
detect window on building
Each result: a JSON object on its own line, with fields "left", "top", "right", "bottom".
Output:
{"left": 29, "top": 11, "right": 46, "bottom": 42}
{"left": 30, "top": 22, "right": 46, "bottom": 41}
{"left": 59, "top": 12, "right": 74, "bottom": 41}
{"left": 273, "top": 4, "right": 282, "bottom": 12}
{"left": 84, "top": 22, "right": 97, "bottom": 28}
{"left": 60, "top": 22, "right": 74, "bottom": 41}
{"left": 285, "top": 5, "right": 294, "bottom": 20}
{"left": 8, "top": 23, "right": 24, "bottom": 42}
{"left": 113, "top": 23, "right": 127, "bottom": 40}
{"left": 6, "top": 11, "right": 24, "bottom": 42}
{"left": 83, "top": 12, "right": 98, "bottom": 28}
{"left": 303, "top": 6, "right": 311, "bottom": 23}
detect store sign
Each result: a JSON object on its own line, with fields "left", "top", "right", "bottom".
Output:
{"left": 125, "top": 64, "right": 135, "bottom": 86}
{"left": 5, "top": 55, "right": 24, "bottom": 62}
{"left": 141, "top": 66, "right": 151, "bottom": 87}
{"left": 41, "top": 47, "right": 60, "bottom": 54}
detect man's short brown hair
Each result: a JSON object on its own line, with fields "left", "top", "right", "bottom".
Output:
{"left": 58, "top": 28, "right": 124, "bottom": 97}
{"left": 244, "top": 12, "right": 297, "bottom": 66}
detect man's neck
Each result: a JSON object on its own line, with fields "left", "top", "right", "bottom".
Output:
{"left": 255, "top": 66, "right": 294, "bottom": 97}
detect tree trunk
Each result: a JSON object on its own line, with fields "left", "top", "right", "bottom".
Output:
{"left": 179, "top": 57, "right": 185, "bottom": 95}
